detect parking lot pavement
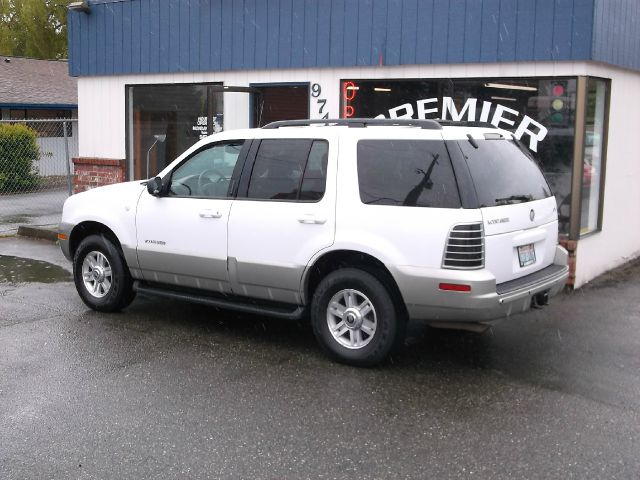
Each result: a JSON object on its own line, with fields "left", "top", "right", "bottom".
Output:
{"left": 0, "top": 188, "right": 67, "bottom": 235}
{"left": 1, "top": 237, "right": 640, "bottom": 479}
{"left": 0, "top": 236, "right": 70, "bottom": 269}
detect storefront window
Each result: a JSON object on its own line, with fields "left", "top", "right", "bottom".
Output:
{"left": 580, "top": 79, "right": 608, "bottom": 235}
{"left": 341, "top": 77, "right": 577, "bottom": 234}
{"left": 127, "top": 84, "right": 223, "bottom": 180}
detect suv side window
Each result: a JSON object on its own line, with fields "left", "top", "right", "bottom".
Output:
{"left": 357, "top": 140, "right": 461, "bottom": 208}
{"left": 169, "top": 140, "right": 245, "bottom": 198}
{"left": 247, "top": 139, "right": 328, "bottom": 201}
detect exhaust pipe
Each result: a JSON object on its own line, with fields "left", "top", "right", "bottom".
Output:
{"left": 531, "top": 291, "right": 550, "bottom": 309}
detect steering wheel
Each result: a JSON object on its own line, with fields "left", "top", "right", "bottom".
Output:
{"left": 197, "top": 168, "right": 225, "bottom": 194}
{"left": 169, "top": 180, "right": 192, "bottom": 196}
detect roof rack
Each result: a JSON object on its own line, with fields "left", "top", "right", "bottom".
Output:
{"left": 262, "top": 118, "right": 442, "bottom": 130}
{"left": 437, "top": 120, "right": 496, "bottom": 129}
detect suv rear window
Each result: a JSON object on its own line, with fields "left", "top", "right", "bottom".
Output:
{"left": 457, "top": 138, "right": 552, "bottom": 207}
{"left": 357, "top": 140, "right": 461, "bottom": 208}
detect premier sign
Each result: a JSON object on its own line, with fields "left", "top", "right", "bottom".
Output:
{"left": 376, "top": 97, "right": 548, "bottom": 152}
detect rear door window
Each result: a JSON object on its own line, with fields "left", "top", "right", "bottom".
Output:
{"left": 457, "top": 138, "right": 552, "bottom": 207}
{"left": 357, "top": 140, "right": 461, "bottom": 208}
{"left": 299, "top": 141, "right": 329, "bottom": 201}
{"left": 247, "top": 139, "right": 328, "bottom": 201}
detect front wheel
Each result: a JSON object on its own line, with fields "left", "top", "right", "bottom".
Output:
{"left": 311, "top": 268, "right": 405, "bottom": 367}
{"left": 73, "top": 234, "right": 136, "bottom": 312}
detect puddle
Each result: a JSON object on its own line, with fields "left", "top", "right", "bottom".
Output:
{"left": 0, "top": 215, "right": 37, "bottom": 224}
{"left": 0, "top": 255, "right": 72, "bottom": 284}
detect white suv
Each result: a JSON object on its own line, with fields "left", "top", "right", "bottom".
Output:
{"left": 59, "top": 119, "right": 568, "bottom": 366}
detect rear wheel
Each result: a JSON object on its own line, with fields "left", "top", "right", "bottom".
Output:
{"left": 311, "top": 268, "right": 405, "bottom": 367}
{"left": 73, "top": 234, "right": 136, "bottom": 312}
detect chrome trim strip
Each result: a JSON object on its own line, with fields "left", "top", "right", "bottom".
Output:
{"left": 498, "top": 266, "right": 569, "bottom": 304}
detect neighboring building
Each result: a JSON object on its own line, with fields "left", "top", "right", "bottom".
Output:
{"left": 0, "top": 56, "right": 77, "bottom": 121}
{"left": 0, "top": 56, "right": 78, "bottom": 176}
{"left": 67, "top": 0, "right": 640, "bottom": 288}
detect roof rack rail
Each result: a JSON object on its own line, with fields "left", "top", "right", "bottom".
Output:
{"left": 262, "top": 118, "right": 442, "bottom": 130}
{"left": 437, "top": 120, "right": 496, "bottom": 129}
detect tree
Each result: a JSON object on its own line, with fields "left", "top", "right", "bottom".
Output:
{"left": 0, "top": 0, "right": 68, "bottom": 59}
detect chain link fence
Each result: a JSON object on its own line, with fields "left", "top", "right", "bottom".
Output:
{"left": 0, "top": 119, "right": 78, "bottom": 235}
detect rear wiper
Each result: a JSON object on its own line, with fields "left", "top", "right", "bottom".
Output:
{"left": 494, "top": 195, "right": 533, "bottom": 205}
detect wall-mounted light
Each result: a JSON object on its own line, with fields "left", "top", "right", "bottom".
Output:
{"left": 374, "top": 87, "right": 392, "bottom": 92}
{"left": 484, "top": 82, "right": 537, "bottom": 92}
{"left": 68, "top": 1, "right": 91, "bottom": 14}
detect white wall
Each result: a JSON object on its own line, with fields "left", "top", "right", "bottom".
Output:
{"left": 76, "top": 60, "right": 640, "bottom": 286}
{"left": 77, "top": 60, "right": 592, "bottom": 158}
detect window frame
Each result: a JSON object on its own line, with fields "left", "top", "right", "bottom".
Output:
{"left": 124, "top": 81, "right": 226, "bottom": 182}
{"left": 572, "top": 76, "right": 611, "bottom": 239}
{"left": 235, "top": 138, "right": 330, "bottom": 203}
{"left": 164, "top": 139, "right": 252, "bottom": 200}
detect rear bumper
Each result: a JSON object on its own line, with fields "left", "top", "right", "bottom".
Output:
{"left": 391, "top": 245, "right": 569, "bottom": 323}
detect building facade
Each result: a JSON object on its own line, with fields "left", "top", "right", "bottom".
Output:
{"left": 68, "top": 0, "right": 640, "bottom": 288}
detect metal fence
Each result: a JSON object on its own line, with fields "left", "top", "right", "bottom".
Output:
{"left": 0, "top": 119, "right": 78, "bottom": 235}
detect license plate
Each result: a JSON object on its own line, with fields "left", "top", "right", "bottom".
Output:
{"left": 517, "top": 243, "right": 536, "bottom": 267}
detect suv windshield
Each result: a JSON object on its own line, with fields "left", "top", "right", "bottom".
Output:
{"left": 457, "top": 137, "right": 552, "bottom": 207}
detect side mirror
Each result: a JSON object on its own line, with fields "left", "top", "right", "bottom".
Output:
{"left": 147, "top": 176, "right": 163, "bottom": 197}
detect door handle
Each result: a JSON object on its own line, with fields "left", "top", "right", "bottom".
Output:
{"left": 298, "top": 215, "right": 326, "bottom": 225}
{"left": 199, "top": 210, "right": 222, "bottom": 219}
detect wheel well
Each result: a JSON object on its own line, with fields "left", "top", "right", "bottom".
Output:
{"left": 69, "top": 221, "right": 123, "bottom": 259}
{"left": 305, "top": 250, "right": 407, "bottom": 317}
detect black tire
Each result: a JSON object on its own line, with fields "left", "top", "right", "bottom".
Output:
{"left": 311, "top": 268, "right": 405, "bottom": 367}
{"left": 73, "top": 234, "right": 136, "bottom": 312}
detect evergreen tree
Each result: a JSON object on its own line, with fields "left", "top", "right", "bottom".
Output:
{"left": 0, "top": 0, "right": 67, "bottom": 59}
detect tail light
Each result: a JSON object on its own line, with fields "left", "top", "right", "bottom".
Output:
{"left": 442, "top": 223, "right": 484, "bottom": 270}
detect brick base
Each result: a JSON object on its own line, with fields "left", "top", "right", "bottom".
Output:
{"left": 559, "top": 237, "right": 578, "bottom": 289}
{"left": 72, "top": 157, "right": 126, "bottom": 193}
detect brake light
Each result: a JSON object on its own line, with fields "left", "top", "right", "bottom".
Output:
{"left": 442, "top": 223, "right": 484, "bottom": 270}
{"left": 439, "top": 283, "right": 471, "bottom": 292}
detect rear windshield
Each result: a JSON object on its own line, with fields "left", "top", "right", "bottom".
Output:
{"left": 457, "top": 137, "right": 551, "bottom": 207}
{"left": 357, "top": 140, "right": 461, "bottom": 208}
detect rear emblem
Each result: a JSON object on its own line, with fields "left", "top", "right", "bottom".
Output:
{"left": 529, "top": 209, "right": 535, "bottom": 221}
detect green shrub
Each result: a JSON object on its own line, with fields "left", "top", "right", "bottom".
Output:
{"left": 0, "top": 123, "right": 40, "bottom": 193}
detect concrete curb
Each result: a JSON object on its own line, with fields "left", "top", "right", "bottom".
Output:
{"left": 17, "top": 225, "right": 59, "bottom": 242}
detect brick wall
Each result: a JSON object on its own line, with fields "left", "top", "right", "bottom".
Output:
{"left": 559, "top": 237, "right": 577, "bottom": 289}
{"left": 72, "top": 158, "right": 126, "bottom": 193}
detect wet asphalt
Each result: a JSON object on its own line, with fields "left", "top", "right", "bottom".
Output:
{"left": 1, "top": 238, "right": 639, "bottom": 479}
{"left": 0, "top": 188, "right": 66, "bottom": 235}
